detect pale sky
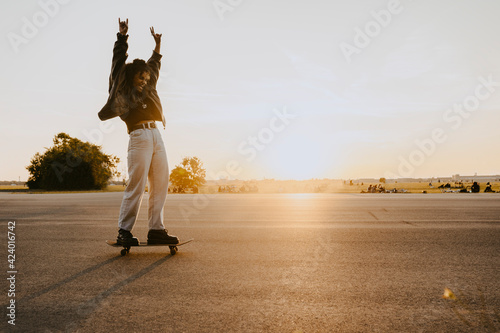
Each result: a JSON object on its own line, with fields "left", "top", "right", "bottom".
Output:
{"left": 1, "top": 0, "right": 500, "bottom": 181}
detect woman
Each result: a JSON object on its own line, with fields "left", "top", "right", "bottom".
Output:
{"left": 98, "top": 18, "right": 178, "bottom": 246}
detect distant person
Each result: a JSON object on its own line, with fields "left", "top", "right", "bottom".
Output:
{"left": 98, "top": 18, "right": 178, "bottom": 246}
{"left": 470, "top": 182, "right": 480, "bottom": 193}
{"left": 484, "top": 184, "right": 493, "bottom": 192}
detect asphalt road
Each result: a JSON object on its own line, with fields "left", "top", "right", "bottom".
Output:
{"left": 0, "top": 193, "right": 499, "bottom": 332}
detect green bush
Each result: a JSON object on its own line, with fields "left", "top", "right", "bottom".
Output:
{"left": 26, "top": 133, "right": 119, "bottom": 190}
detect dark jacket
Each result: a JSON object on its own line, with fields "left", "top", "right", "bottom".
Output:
{"left": 98, "top": 33, "right": 166, "bottom": 127}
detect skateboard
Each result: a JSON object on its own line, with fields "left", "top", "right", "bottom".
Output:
{"left": 106, "top": 239, "right": 193, "bottom": 256}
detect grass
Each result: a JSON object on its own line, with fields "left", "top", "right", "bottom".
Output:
{"left": 1, "top": 182, "right": 498, "bottom": 194}
{"left": 335, "top": 182, "right": 500, "bottom": 194}
{"left": 0, "top": 185, "right": 126, "bottom": 194}
{"left": 202, "top": 180, "right": 500, "bottom": 194}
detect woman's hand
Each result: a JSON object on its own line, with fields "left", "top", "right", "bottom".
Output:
{"left": 150, "top": 26, "right": 162, "bottom": 53}
{"left": 118, "top": 18, "right": 128, "bottom": 35}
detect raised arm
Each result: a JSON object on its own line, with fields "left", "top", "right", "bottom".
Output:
{"left": 108, "top": 18, "right": 129, "bottom": 92}
{"left": 147, "top": 26, "right": 163, "bottom": 87}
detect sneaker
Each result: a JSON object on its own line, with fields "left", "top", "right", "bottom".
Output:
{"left": 147, "top": 229, "right": 179, "bottom": 245}
{"left": 117, "top": 228, "right": 139, "bottom": 246}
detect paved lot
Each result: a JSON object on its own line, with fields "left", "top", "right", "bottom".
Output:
{"left": 1, "top": 192, "right": 499, "bottom": 332}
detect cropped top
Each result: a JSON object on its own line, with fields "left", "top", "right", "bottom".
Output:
{"left": 122, "top": 96, "right": 156, "bottom": 133}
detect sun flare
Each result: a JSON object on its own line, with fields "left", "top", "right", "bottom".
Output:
{"left": 262, "top": 135, "right": 335, "bottom": 180}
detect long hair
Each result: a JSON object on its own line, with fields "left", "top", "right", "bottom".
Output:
{"left": 117, "top": 59, "right": 151, "bottom": 107}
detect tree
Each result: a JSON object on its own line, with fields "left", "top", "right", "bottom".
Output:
{"left": 169, "top": 156, "right": 206, "bottom": 192}
{"left": 26, "top": 133, "right": 120, "bottom": 190}
{"left": 169, "top": 166, "right": 190, "bottom": 192}
{"left": 379, "top": 177, "right": 386, "bottom": 183}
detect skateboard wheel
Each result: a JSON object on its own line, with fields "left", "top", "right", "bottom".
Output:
{"left": 120, "top": 249, "right": 127, "bottom": 256}
{"left": 170, "top": 246, "right": 177, "bottom": 255}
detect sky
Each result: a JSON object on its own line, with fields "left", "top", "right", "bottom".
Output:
{"left": 1, "top": 0, "right": 500, "bottom": 181}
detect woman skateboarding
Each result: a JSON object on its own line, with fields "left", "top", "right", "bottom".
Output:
{"left": 98, "top": 18, "right": 178, "bottom": 246}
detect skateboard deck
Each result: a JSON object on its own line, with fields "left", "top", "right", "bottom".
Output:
{"left": 106, "top": 238, "right": 193, "bottom": 256}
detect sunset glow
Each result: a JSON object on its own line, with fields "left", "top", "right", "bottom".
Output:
{"left": 1, "top": 1, "right": 500, "bottom": 181}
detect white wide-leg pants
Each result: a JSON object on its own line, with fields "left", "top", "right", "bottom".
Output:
{"left": 118, "top": 127, "right": 169, "bottom": 231}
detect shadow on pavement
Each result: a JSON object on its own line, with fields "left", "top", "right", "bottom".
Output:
{"left": 64, "top": 255, "right": 173, "bottom": 331}
{"left": 9, "top": 255, "right": 172, "bottom": 332}
{"left": 19, "top": 256, "right": 122, "bottom": 303}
